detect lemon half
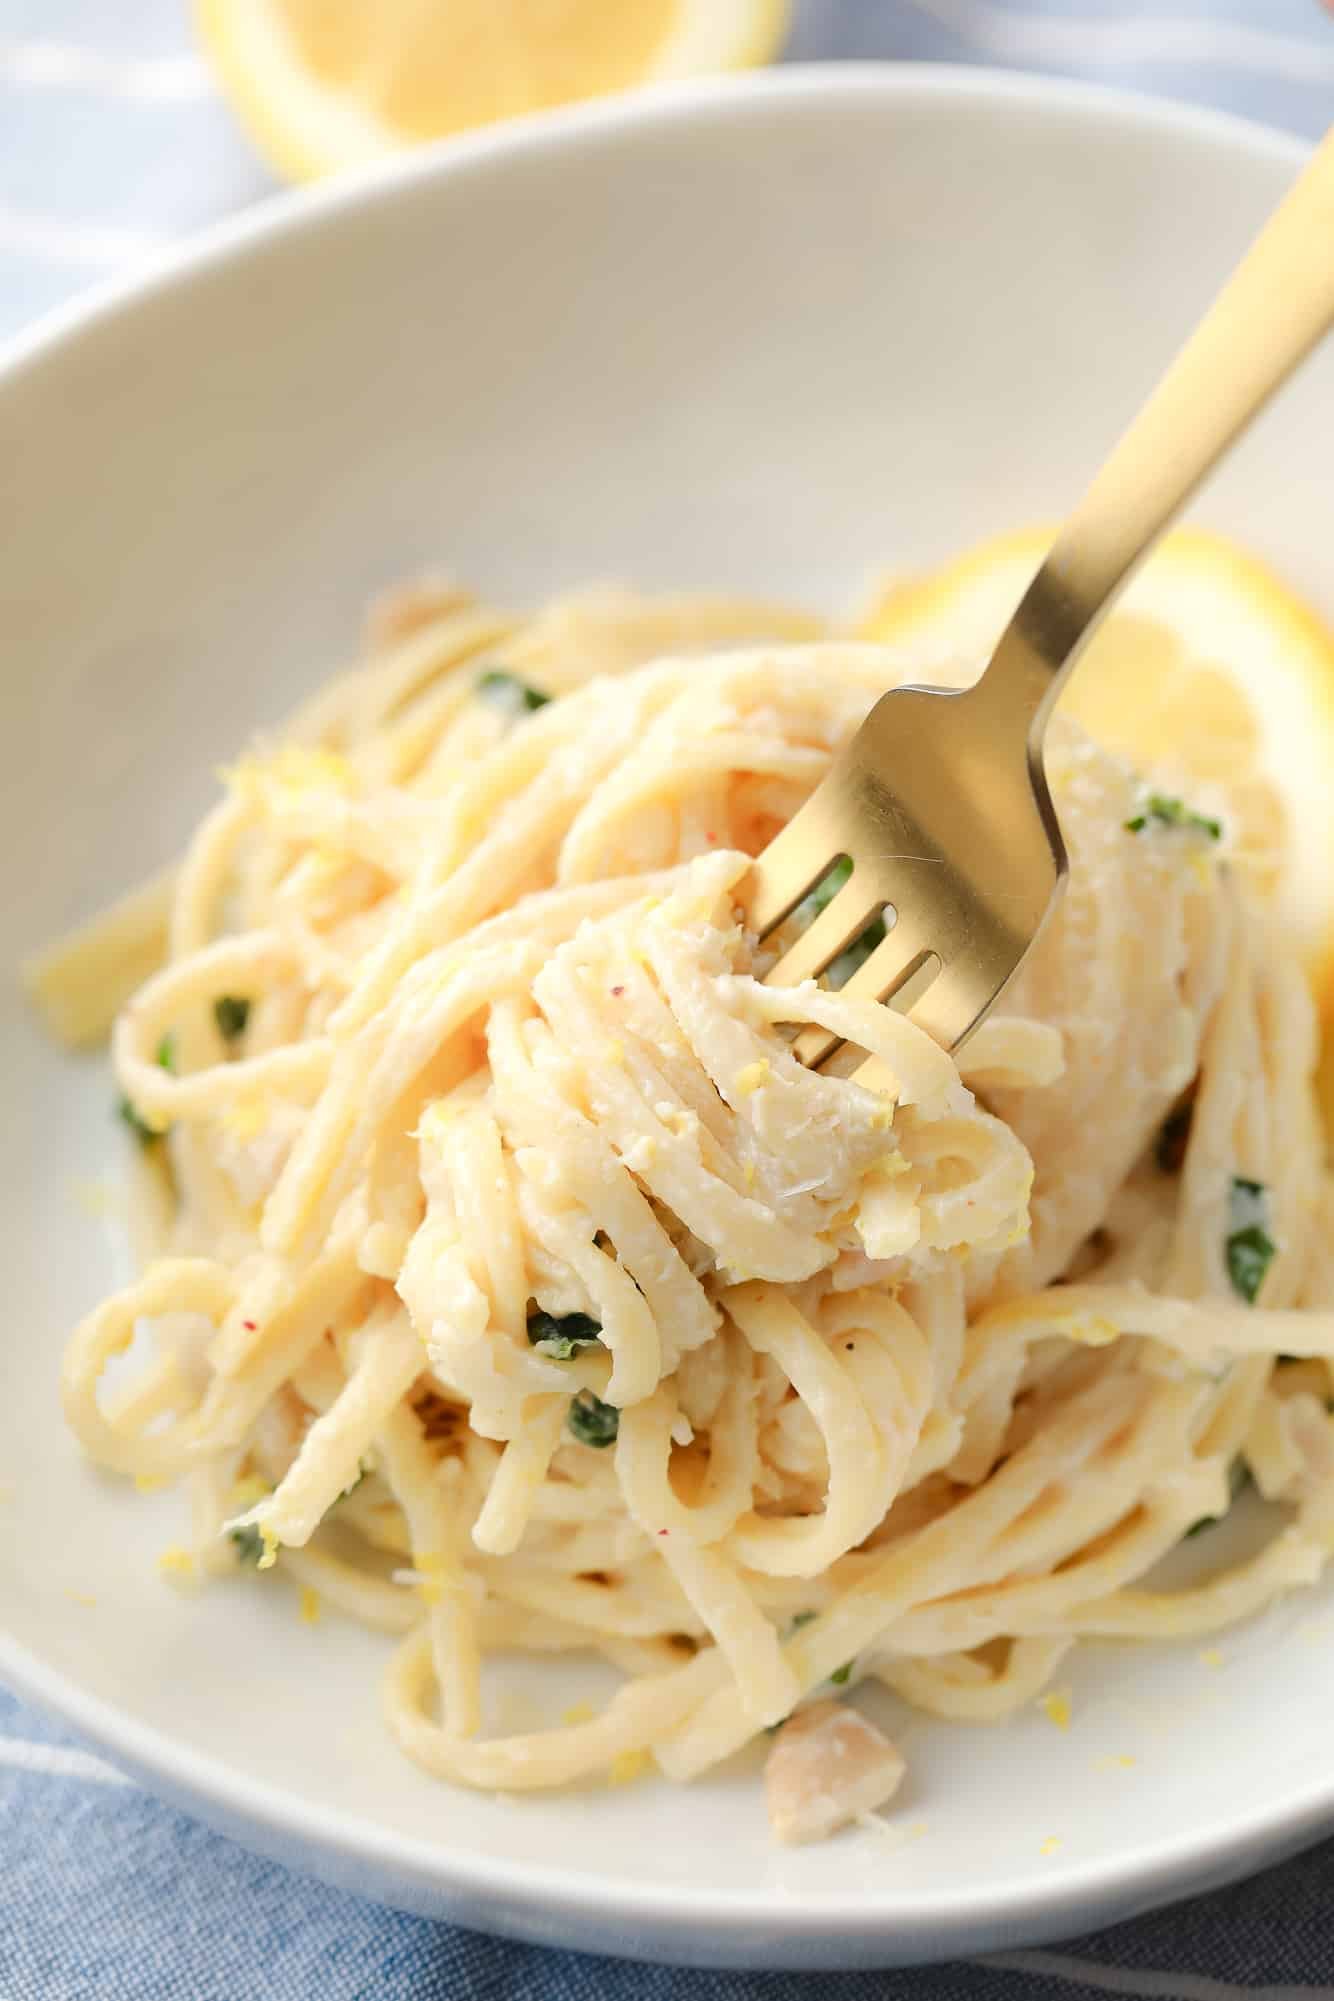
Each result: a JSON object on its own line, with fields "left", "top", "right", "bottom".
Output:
{"left": 861, "top": 526, "right": 1334, "bottom": 1124}
{"left": 197, "top": 0, "right": 790, "bottom": 181}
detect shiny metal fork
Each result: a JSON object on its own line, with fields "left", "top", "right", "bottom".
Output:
{"left": 752, "top": 125, "right": 1334, "bottom": 1066}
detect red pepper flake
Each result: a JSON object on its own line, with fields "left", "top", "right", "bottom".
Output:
{"left": 611, "top": 985, "right": 625, "bottom": 997}
{"left": 243, "top": 1320, "right": 258, "bottom": 1331}
{"left": 658, "top": 1529, "right": 668, "bottom": 1537}
{"left": 705, "top": 831, "right": 717, "bottom": 844}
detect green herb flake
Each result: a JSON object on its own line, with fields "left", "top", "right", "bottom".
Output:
{"left": 476, "top": 667, "right": 551, "bottom": 716}
{"left": 827, "top": 914, "right": 888, "bottom": 990}
{"left": 117, "top": 1034, "right": 174, "bottom": 1142}
{"left": 567, "top": 1389, "right": 619, "bottom": 1448}
{"left": 1228, "top": 1228, "right": 1276, "bottom": 1305}
{"left": 788, "top": 1610, "right": 817, "bottom": 1633}
{"left": 214, "top": 995, "right": 251, "bottom": 1041}
{"left": 229, "top": 1523, "right": 264, "bottom": 1566}
{"left": 829, "top": 1661, "right": 853, "bottom": 1686}
{"left": 792, "top": 855, "right": 852, "bottom": 928}
{"left": 117, "top": 1096, "right": 160, "bottom": 1146}
{"left": 786, "top": 858, "right": 888, "bottom": 989}
{"left": 527, "top": 1308, "right": 604, "bottom": 1359}
{"left": 1125, "top": 794, "right": 1222, "bottom": 841}
{"left": 1226, "top": 1177, "right": 1277, "bottom": 1305}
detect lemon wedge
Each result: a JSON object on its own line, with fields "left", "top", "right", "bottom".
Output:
{"left": 196, "top": 0, "right": 790, "bottom": 181}
{"left": 862, "top": 525, "right": 1334, "bottom": 994}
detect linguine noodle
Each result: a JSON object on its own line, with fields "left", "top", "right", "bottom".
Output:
{"left": 34, "top": 574, "right": 1333, "bottom": 1837}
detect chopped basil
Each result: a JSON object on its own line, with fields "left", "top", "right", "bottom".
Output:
{"left": 476, "top": 667, "right": 551, "bottom": 715}
{"left": 788, "top": 1610, "right": 817, "bottom": 1634}
{"left": 117, "top": 1096, "right": 159, "bottom": 1145}
{"left": 1125, "top": 794, "right": 1222, "bottom": 841}
{"left": 527, "top": 1308, "right": 604, "bottom": 1360}
{"left": 1228, "top": 1230, "right": 1276, "bottom": 1304}
{"left": 229, "top": 1523, "right": 264, "bottom": 1566}
{"left": 785, "top": 857, "right": 887, "bottom": 989}
{"left": 1156, "top": 1099, "right": 1195, "bottom": 1175}
{"left": 1185, "top": 1458, "right": 1250, "bottom": 1537}
{"left": 567, "top": 1389, "right": 619, "bottom": 1448}
{"left": 1226, "top": 1177, "right": 1277, "bottom": 1305}
{"left": 214, "top": 995, "right": 251, "bottom": 1041}
{"left": 829, "top": 1661, "right": 853, "bottom": 1686}
{"left": 117, "top": 1034, "right": 174, "bottom": 1142}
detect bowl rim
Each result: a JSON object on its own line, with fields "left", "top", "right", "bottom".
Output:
{"left": 0, "top": 60, "right": 1321, "bottom": 1966}
{"left": 0, "top": 59, "right": 1308, "bottom": 394}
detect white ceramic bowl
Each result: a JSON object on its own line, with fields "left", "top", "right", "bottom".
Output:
{"left": 2, "top": 66, "right": 1329, "bottom": 1972}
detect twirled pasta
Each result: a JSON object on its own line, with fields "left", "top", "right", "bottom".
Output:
{"left": 34, "top": 572, "right": 1334, "bottom": 1842}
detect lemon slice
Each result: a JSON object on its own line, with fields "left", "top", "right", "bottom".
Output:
{"left": 197, "top": 0, "right": 790, "bottom": 181}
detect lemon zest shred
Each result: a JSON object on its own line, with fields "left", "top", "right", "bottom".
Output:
{"left": 1071, "top": 1315, "right": 1119, "bottom": 1348}
{"left": 71, "top": 1177, "right": 115, "bottom": 1220}
{"left": 736, "top": 1059, "right": 771, "bottom": 1098}
{"left": 416, "top": 1101, "right": 459, "bottom": 1145}
{"left": 1039, "top": 1688, "right": 1072, "bottom": 1730}
{"left": 608, "top": 1748, "right": 651, "bottom": 1787}
{"left": 223, "top": 1096, "right": 268, "bottom": 1141}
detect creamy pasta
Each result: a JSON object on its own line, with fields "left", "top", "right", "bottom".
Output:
{"left": 33, "top": 571, "right": 1334, "bottom": 1842}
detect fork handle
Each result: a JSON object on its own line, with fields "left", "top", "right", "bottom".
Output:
{"left": 978, "top": 121, "right": 1334, "bottom": 747}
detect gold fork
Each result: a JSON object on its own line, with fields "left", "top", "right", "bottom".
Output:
{"left": 751, "top": 125, "right": 1334, "bottom": 1066}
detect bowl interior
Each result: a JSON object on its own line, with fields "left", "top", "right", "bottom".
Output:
{"left": 2, "top": 70, "right": 1331, "bottom": 1969}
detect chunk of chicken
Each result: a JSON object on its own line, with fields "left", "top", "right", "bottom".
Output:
{"left": 763, "top": 1699, "right": 905, "bottom": 1845}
